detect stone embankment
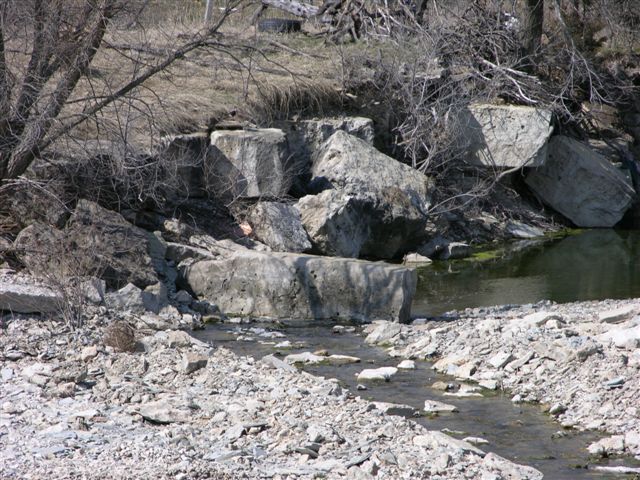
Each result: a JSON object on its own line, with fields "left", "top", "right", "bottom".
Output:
{"left": 0, "top": 310, "right": 543, "bottom": 479}
{"left": 366, "top": 298, "right": 640, "bottom": 460}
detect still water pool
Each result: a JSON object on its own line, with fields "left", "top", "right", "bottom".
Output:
{"left": 413, "top": 230, "right": 640, "bottom": 317}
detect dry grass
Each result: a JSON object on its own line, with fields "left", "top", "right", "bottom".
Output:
{"left": 50, "top": 1, "right": 350, "bottom": 159}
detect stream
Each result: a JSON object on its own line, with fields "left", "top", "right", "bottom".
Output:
{"left": 194, "top": 230, "right": 640, "bottom": 478}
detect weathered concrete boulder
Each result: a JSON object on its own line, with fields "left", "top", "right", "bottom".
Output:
{"left": 206, "top": 129, "right": 291, "bottom": 199}
{"left": 459, "top": 104, "right": 553, "bottom": 168}
{"left": 525, "top": 136, "right": 635, "bottom": 227}
{"left": 247, "top": 202, "right": 311, "bottom": 253}
{"left": 157, "top": 133, "right": 208, "bottom": 198}
{"left": 180, "top": 250, "right": 416, "bottom": 323}
{"left": 280, "top": 117, "right": 375, "bottom": 192}
{"left": 299, "top": 131, "right": 431, "bottom": 258}
{"left": 105, "top": 282, "right": 168, "bottom": 314}
{"left": 310, "top": 130, "right": 431, "bottom": 208}
{"left": 0, "top": 281, "right": 62, "bottom": 313}
{"left": 297, "top": 189, "right": 428, "bottom": 258}
{"left": 15, "top": 201, "right": 159, "bottom": 289}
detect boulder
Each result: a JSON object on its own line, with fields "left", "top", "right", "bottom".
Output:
{"left": 295, "top": 131, "right": 432, "bottom": 259}
{"left": 297, "top": 189, "right": 427, "bottom": 259}
{"left": 357, "top": 367, "right": 398, "bottom": 382}
{"left": 105, "top": 282, "right": 168, "bottom": 314}
{"left": 179, "top": 250, "right": 416, "bottom": 322}
{"left": 206, "top": 129, "right": 291, "bottom": 200}
{"left": 459, "top": 104, "right": 553, "bottom": 168}
{"left": 279, "top": 117, "right": 375, "bottom": 192}
{"left": 310, "top": 130, "right": 431, "bottom": 209}
{"left": 67, "top": 200, "right": 160, "bottom": 289}
{"left": 247, "top": 202, "right": 311, "bottom": 253}
{"left": 525, "top": 136, "right": 635, "bottom": 227}
{"left": 157, "top": 133, "right": 209, "bottom": 199}
{"left": 4, "top": 183, "right": 71, "bottom": 229}
{"left": 403, "top": 253, "right": 432, "bottom": 265}
{"left": 0, "top": 281, "right": 62, "bottom": 314}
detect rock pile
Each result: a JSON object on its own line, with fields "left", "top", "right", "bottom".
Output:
{"left": 372, "top": 299, "right": 640, "bottom": 459}
{"left": 0, "top": 312, "right": 542, "bottom": 479}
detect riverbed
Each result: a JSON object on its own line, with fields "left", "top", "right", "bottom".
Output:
{"left": 195, "top": 319, "right": 639, "bottom": 479}
{"left": 195, "top": 229, "right": 640, "bottom": 478}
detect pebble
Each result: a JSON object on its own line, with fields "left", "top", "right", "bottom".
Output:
{"left": 387, "top": 298, "right": 640, "bottom": 460}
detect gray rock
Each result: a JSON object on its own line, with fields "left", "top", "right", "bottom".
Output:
{"left": 488, "top": 352, "right": 514, "bottom": 369}
{"left": 181, "top": 352, "right": 208, "bottom": 374}
{"left": 325, "top": 354, "right": 361, "bottom": 365}
{"left": 357, "top": 367, "right": 398, "bottom": 382}
{"left": 297, "top": 189, "right": 428, "bottom": 259}
{"left": 598, "top": 326, "right": 640, "bottom": 349}
{"left": 261, "top": 354, "right": 297, "bottom": 373}
{"left": 311, "top": 131, "right": 431, "bottom": 205}
{"left": 506, "top": 221, "right": 544, "bottom": 239}
{"left": 435, "top": 242, "right": 470, "bottom": 260}
{"left": 180, "top": 250, "right": 415, "bottom": 322}
{"left": 459, "top": 104, "right": 552, "bottom": 168}
{"left": 206, "top": 129, "right": 291, "bottom": 200}
{"left": 525, "top": 136, "right": 634, "bottom": 227}
{"left": 11, "top": 201, "right": 159, "bottom": 289}
{"left": 157, "top": 133, "right": 208, "bottom": 199}
{"left": 81, "top": 345, "right": 99, "bottom": 362}
{"left": 284, "top": 117, "right": 374, "bottom": 166}
{"left": 365, "top": 322, "right": 402, "bottom": 345}
{"left": 372, "top": 401, "right": 417, "bottom": 416}
{"left": 424, "top": 400, "right": 459, "bottom": 414}
{"left": 136, "top": 401, "right": 189, "bottom": 424}
{"left": 298, "top": 130, "right": 431, "bottom": 259}
{"left": 413, "top": 431, "right": 486, "bottom": 456}
{"left": 71, "top": 200, "right": 161, "bottom": 288}
{"left": 279, "top": 116, "right": 375, "bottom": 192}
{"left": 598, "top": 305, "right": 639, "bottom": 324}
{"left": 105, "top": 282, "right": 167, "bottom": 314}
{"left": 174, "top": 290, "right": 193, "bottom": 304}
{"left": 285, "top": 352, "right": 326, "bottom": 365}
{"left": 397, "top": 359, "right": 416, "bottom": 369}
{"left": 0, "top": 280, "right": 62, "bottom": 314}
{"left": 247, "top": 202, "right": 311, "bottom": 253}
{"left": 482, "top": 452, "right": 543, "bottom": 480}
{"left": 78, "top": 277, "right": 106, "bottom": 304}
{"left": 587, "top": 435, "right": 625, "bottom": 456}
{"left": 403, "top": 252, "right": 433, "bottom": 265}
{"left": 415, "top": 236, "right": 449, "bottom": 258}
{"left": 548, "top": 403, "right": 567, "bottom": 415}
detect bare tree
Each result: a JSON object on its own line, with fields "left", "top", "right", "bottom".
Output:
{"left": 0, "top": 0, "right": 240, "bottom": 184}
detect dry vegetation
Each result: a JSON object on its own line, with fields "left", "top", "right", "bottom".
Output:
{"left": 0, "top": 0, "right": 639, "bottom": 220}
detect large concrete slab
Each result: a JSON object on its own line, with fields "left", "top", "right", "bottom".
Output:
{"left": 180, "top": 250, "right": 416, "bottom": 323}
{"left": 207, "top": 129, "right": 291, "bottom": 199}
{"left": 460, "top": 104, "right": 553, "bottom": 168}
{"left": 526, "top": 136, "right": 635, "bottom": 227}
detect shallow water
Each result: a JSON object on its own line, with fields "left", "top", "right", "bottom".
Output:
{"left": 413, "top": 230, "right": 640, "bottom": 317}
{"left": 195, "top": 322, "right": 640, "bottom": 479}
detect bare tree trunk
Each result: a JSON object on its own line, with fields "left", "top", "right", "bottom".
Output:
{"left": 260, "top": 0, "right": 319, "bottom": 18}
{"left": 521, "top": 0, "right": 544, "bottom": 62}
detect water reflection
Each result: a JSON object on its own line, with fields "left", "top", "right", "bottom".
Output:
{"left": 413, "top": 230, "right": 640, "bottom": 317}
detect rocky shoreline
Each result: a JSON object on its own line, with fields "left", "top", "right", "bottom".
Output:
{"left": 1, "top": 306, "right": 545, "bottom": 480}
{"left": 366, "top": 297, "right": 640, "bottom": 462}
